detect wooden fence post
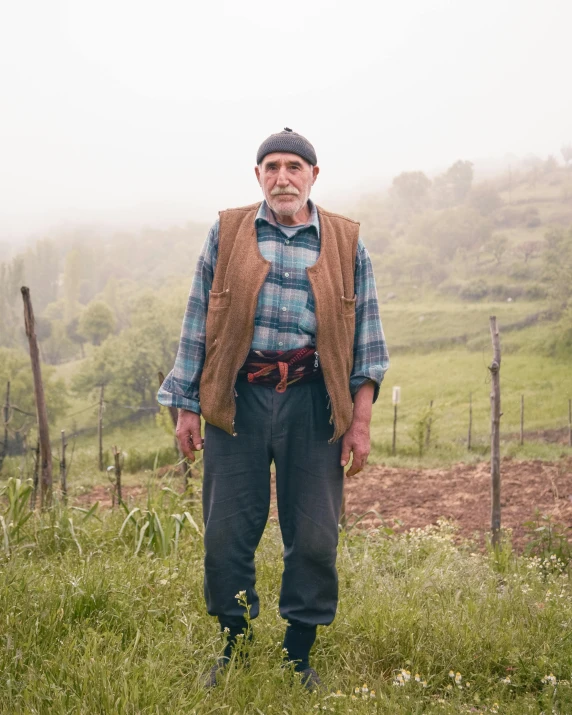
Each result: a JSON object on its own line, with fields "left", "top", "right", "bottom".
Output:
{"left": 426, "top": 399, "right": 433, "bottom": 448}
{"left": 488, "top": 316, "right": 502, "bottom": 548}
{"left": 0, "top": 381, "right": 10, "bottom": 471}
{"left": 60, "top": 430, "right": 67, "bottom": 503}
{"left": 392, "top": 386, "right": 400, "bottom": 456}
{"left": 98, "top": 385, "right": 105, "bottom": 471}
{"left": 112, "top": 445, "right": 122, "bottom": 505}
{"left": 21, "top": 287, "right": 52, "bottom": 509}
{"left": 468, "top": 392, "right": 473, "bottom": 451}
{"left": 520, "top": 394, "right": 524, "bottom": 446}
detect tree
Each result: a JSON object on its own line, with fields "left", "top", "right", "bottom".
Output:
{"left": 516, "top": 240, "right": 542, "bottom": 264}
{"left": 0, "top": 347, "right": 68, "bottom": 458}
{"left": 78, "top": 301, "right": 115, "bottom": 346}
{"left": 433, "top": 160, "right": 474, "bottom": 207}
{"left": 544, "top": 228, "right": 572, "bottom": 306}
{"left": 486, "top": 235, "right": 509, "bottom": 264}
{"left": 72, "top": 292, "right": 182, "bottom": 414}
{"left": 469, "top": 184, "right": 502, "bottom": 216}
{"left": 63, "top": 249, "right": 82, "bottom": 323}
{"left": 560, "top": 144, "right": 572, "bottom": 167}
{"left": 391, "top": 171, "right": 431, "bottom": 214}
{"left": 65, "top": 316, "right": 87, "bottom": 358}
{"left": 543, "top": 227, "right": 572, "bottom": 354}
{"left": 42, "top": 320, "right": 76, "bottom": 365}
{"left": 407, "top": 206, "right": 492, "bottom": 260}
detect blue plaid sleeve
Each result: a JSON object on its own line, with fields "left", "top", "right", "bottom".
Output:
{"left": 157, "top": 220, "right": 219, "bottom": 413}
{"left": 350, "top": 238, "right": 389, "bottom": 402}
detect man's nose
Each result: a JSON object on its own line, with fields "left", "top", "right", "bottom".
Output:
{"left": 276, "top": 166, "right": 289, "bottom": 185}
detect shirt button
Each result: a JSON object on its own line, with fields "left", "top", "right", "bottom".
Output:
{"left": 281, "top": 306, "right": 287, "bottom": 312}
{"left": 278, "top": 341, "right": 283, "bottom": 346}
{"left": 285, "top": 240, "right": 289, "bottom": 245}
{"left": 284, "top": 272, "right": 290, "bottom": 277}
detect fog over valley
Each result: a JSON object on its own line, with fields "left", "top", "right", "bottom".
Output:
{"left": 1, "top": 0, "right": 571, "bottom": 245}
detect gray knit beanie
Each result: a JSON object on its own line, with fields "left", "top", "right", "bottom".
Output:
{"left": 256, "top": 127, "right": 317, "bottom": 166}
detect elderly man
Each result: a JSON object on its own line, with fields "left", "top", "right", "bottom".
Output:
{"left": 158, "top": 128, "right": 388, "bottom": 689}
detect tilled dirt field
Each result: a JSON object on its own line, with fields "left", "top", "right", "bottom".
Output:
{"left": 76, "top": 457, "right": 572, "bottom": 551}
{"left": 343, "top": 457, "right": 572, "bottom": 549}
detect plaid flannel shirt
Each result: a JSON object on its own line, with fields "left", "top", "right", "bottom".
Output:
{"left": 158, "top": 200, "right": 389, "bottom": 414}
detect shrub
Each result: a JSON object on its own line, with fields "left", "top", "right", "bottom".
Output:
{"left": 123, "top": 446, "right": 178, "bottom": 473}
{"left": 459, "top": 280, "right": 489, "bottom": 301}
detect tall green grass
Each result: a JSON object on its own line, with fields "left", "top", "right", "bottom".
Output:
{"left": 1, "top": 479, "right": 572, "bottom": 713}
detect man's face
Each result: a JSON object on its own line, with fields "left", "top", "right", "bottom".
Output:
{"left": 255, "top": 153, "right": 319, "bottom": 219}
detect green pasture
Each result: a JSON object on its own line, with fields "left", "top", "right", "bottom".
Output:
{"left": 370, "top": 347, "right": 572, "bottom": 466}
{"left": 379, "top": 300, "right": 546, "bottom": 351}
{"left": 1, "top": 477, "right": 572, "bottom": 714}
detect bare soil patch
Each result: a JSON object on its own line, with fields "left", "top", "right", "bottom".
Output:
{"left": 344, "top": 457, "right": 572, "bottom": 549}
{"left": 73, "top": 458, "right": 572, "bottom": 551}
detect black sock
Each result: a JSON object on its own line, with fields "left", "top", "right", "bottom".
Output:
{"left": 219, "top": 617, "right": 250, "bottom": 660}
{"left": 283, "top": 623, "right": 317, "bottom": 672}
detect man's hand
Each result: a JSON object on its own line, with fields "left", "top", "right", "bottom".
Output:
{"left": 340, "top": 420, "right": 370, "bottom": 477}
{"left": 340, "top": 381, "right": 375, "bottom": 477}
{"left": 176, "top": 409, "right": 203, "bottom": 462}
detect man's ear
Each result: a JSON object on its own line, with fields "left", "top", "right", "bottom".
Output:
{"left": 255, "top": 165, "right": 261, "bottom": 184}
{"left": 311, "top": 165, "right": 320, "bottom": 185}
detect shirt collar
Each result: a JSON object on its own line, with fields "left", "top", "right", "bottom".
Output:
{"left": 255, "top": 199, "right": 320, "bottom": 237}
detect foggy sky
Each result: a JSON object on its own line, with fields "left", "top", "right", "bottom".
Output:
{"left": 1, "top": 0, "right": 571, "bottom": 242}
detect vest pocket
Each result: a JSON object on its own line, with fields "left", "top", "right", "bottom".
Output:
{"left": 208, "top": 288, "right": 230, "bottom": 310}
{"left": 340, "top": 294, "right": 357, "bottom": 316}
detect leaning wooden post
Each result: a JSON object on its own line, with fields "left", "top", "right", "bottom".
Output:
{"left": 21, "top": 287, "right": 52, "bottom": 509}
{"left": 98, "top": 385, "right": 105, "bottom": 471}
{"left": 30, "top": 438, "right": 40, "bottom": 510}
{"left": 60, "top": 430, "right": 68, "bottom": 503}
{"left": 391, "top": 386, "right": 400, "bottom": 456}
{"left": 112, "top": 445, "right": 122, "bottom": 505}
{"left": 520, "top": 394, "right": 524, "bottom": 446}
{"left": 488, "top": 316, "right": 502, "bottom": 548}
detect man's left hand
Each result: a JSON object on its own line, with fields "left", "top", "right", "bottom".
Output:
{"left": 340, "top": 419, "right": 370, "bottom": 477}
{"left": 340, "top": 381, "right": 375, "bottom": 477}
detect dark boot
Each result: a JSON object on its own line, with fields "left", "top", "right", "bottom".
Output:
{"left": 282, "top": 623, "right": 321, "bottom": 689}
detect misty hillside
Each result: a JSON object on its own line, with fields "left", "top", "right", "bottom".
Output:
{"left": 1, "top": 153, "right": 571, "bottom": 366}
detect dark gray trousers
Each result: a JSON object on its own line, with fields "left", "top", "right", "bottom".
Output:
{"left": 202, "top": 378, "right": 344, "bottom": 628}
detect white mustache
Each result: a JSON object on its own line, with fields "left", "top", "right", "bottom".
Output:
{"left": 270, "top": 186, "right": 300, "bottom": 196}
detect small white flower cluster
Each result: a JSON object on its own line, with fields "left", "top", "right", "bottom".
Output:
{"left": 352, "top": 684, "right": 375, "bottom": 700}
{"left": 447, "top": 670, "right": 470, "bottom": 689}
{"left": 527, "top": 554, "right": 568, "bottom": 576}
{"left": 407, "top": 519, "right": 459, "bottom": 547}
{"left": 392, "top": 668, "right": 427, "bottom": 688}
{"left": 541, "top": 673, "right": 558, "bottom": 686}
{"left": 323, "top": 685, "right": 375, "bottom": 703}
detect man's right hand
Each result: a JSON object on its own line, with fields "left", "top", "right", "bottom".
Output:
{"left": 176, "top": 409, "right": 203, "bottom": 461}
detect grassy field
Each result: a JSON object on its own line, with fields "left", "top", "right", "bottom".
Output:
{"left": 379, "top": 299, "right": 548, "bottom": 351}
{"left": 6, "top": 322, "right": 571, "bottom": 489}
{"left": 1, "top": 478, "right": 571, "bottom": 714}
{"left": 370, "top": 347, "right": 572, "bottom": 466}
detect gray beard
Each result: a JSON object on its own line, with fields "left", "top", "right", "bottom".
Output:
{"left": 267, "top": 194, "right": 307, "bottom": 218}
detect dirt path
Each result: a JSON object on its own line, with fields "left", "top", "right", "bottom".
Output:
{"left": 74, "top": 458, "right": 572, "bottom": 550}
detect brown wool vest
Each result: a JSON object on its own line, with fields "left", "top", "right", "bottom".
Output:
{"left": 198, "top": 202, "right": 360, "bottom": 442}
